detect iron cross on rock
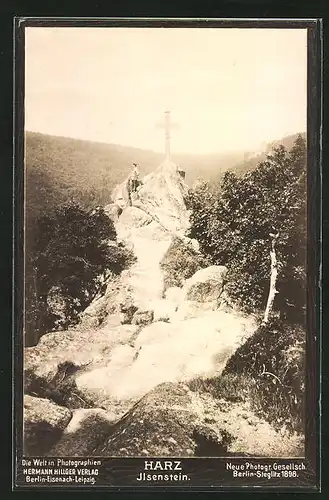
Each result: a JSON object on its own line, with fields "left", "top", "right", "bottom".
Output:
{"left": 156, "top": 111, "right": 179, "bottom": 162}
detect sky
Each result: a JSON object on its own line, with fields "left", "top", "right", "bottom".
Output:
{"left": 25, "top": 27, "right": 307, "bottom": 155}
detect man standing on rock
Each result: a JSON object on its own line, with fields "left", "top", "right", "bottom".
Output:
{"left": 128, "top": 163, "right": 140, "bottom": 205}
{"left": 131, "top": 163, "right": 140, "bottom": 193}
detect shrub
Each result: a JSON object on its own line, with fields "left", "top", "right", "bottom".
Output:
{"left": 160, "top": 237, "right": 210, "bottom": 289}
{"left": 25, "top": 202, "right": 135, "bottom": 345}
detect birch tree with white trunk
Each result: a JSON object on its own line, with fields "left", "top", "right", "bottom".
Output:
{"left": 262, "top": 232, "right": 279, "bottom": 325}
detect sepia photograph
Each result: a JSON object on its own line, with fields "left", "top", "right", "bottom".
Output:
{"left": 19, "top": 22, "right": 312, "bottom": 477}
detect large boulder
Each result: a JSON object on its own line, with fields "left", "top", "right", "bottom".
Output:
{"left": 183, "top": 265, "right": 228, "bottom": 302}
{"left": 95, "top": 383, "right": 199, "bottom": 456}
{"left": 111, "top": 159, "right": 190, "bottom": 236}
{"left": 49, "top": 408, "right": 116, "bottom": 456}
{"left": 24, "top": 395, "right": 72, "bottom": 455}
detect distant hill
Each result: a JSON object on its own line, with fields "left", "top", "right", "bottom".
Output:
{"left": 231, "top": 133, "right": 307, "bottom": 177}
{"left": 25, "top": 131, "right": 306, "bottom": 224}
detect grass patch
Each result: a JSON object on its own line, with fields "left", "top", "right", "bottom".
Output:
{"left": 188, "top": 373, "right": 253, "bottom": 403}
{"left": 188, "top": 318, "right": 305, "bottom": 434}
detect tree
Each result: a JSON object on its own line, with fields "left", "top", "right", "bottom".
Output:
{"left": 25, "top": 202, "right": 133, "bottom": 346}
{"left": 188, "top": 136, "right": 307, "bottom": 322}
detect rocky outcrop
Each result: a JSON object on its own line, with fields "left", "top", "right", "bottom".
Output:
{"left": 24, "top": 395, "right": 72, "bottom": 455}
{"left": 112, "top": 160, "right": 190, "bottom": 236}
{"left": 26, "top": 381, "right": 302, "bottom": 458}
{"left": 135, "top": 160, "right": 190, "bottom": 235}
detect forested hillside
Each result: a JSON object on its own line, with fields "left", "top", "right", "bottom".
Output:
{"left": 25, "top": 131, "right": 306, "bottom": 223}
{"left": 25, "top": 132, "right": 161, "bottom": 221}
{"left": 25, "top": 132, "right": 246, "bottom": 219}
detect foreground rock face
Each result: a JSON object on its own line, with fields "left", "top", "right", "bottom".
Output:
{"left": 24, "top": 395, "right": 72, "bottom": 455}
{"left": 24, "top": 382, "right": 303, "bottom": 458}
{"left": 95, "top": 383, "right": 199, "bottom": 456}
{"left": 94, "top": 382, "right": 304, "bottom": 458}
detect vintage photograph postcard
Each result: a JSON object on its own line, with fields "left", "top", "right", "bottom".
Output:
{"left": 13, "top": 18, "right": 321, "bottom": 491}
